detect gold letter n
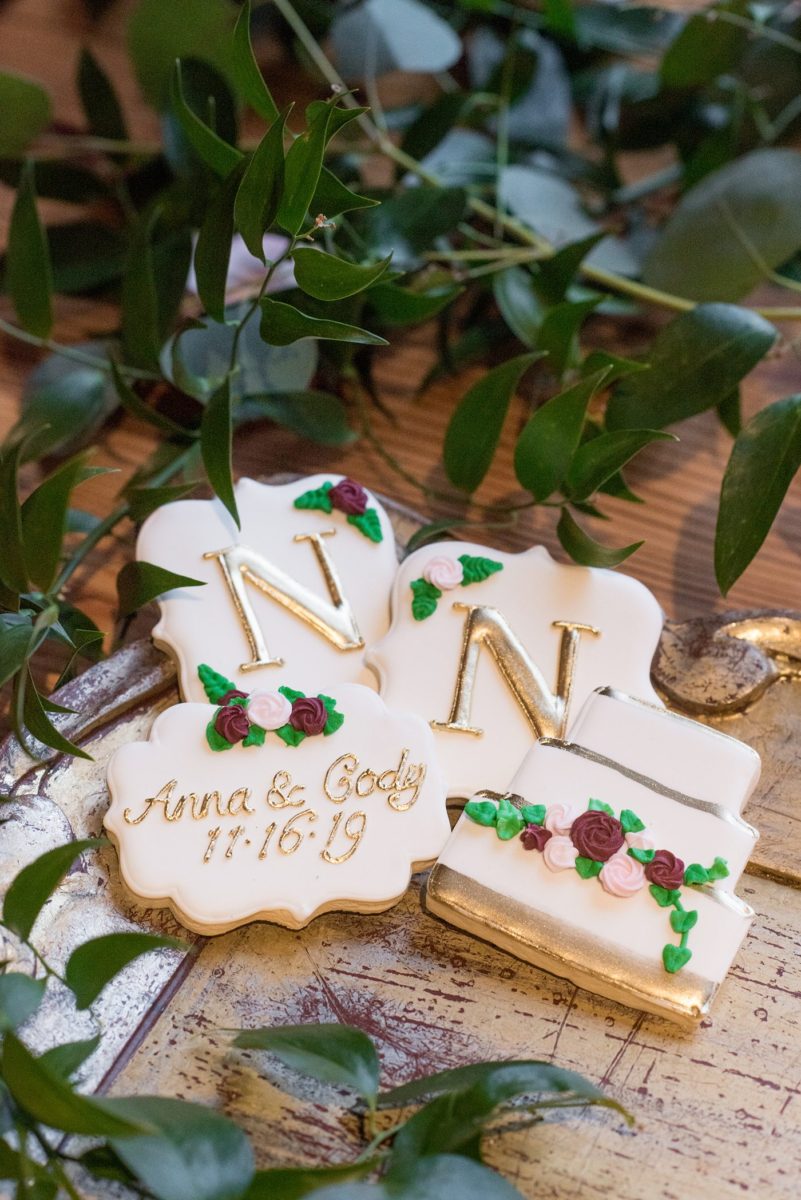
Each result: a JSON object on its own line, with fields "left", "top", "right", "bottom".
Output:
{"left": 432, "top": 604, "right": 599, "bottom": 739}
{"left": 204, "top": 530, "right": 363, "bottom": 672}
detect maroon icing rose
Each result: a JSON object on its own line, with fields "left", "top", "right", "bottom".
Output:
{"left": 289, "top": 695, "right": 328, "bottom": 736}
{"left": 520, "top": 824, "right": 552, "bottom": 852}
{"left": 219, "top": 689, "right": 249, "bottom": 705}
{"left": 570, "top": 810, "right": 625, "bottom": 862}
{"left": 329, "top": 478, "right": 368, "bottom": 516}
{"left": 645, "top": 850, "right": 685, "bottom": 890}
{"left": 214, "top": 703, "right": 251, "bottom": 744}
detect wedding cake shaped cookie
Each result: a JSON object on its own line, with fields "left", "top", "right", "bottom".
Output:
{"left": 137, "top": 475, "right": 397, "bottom": 702}
{"left": 105, "top": 666, "right": 449, "bottom": 933}
{"left": 426, "top": 688, "right": 760, "bottom": 1022}
{"left": 368, "top": 542, "right": 663, "bottom": 797}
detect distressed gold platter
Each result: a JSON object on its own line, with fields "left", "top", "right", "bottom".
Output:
{"left": 2, "top": 494, "right": 801, "bottom": 1199}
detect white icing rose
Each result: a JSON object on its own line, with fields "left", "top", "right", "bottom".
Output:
{"left": 543, "top": 835, "right": 578, "bottom": 872}
{"left": 600, "top": 851, "right": 646, "bottom": 898}
{"left": 247, "top": 690, "right": 292, "bottom": 730}
{"left": 423, "top": 555, "right": 464, "bottom": 591}
{"left": 544, "top": 802, "right": 580, "bottom": 836}
{"left": 625, "top": 830, "right": 655, "bottom": 852}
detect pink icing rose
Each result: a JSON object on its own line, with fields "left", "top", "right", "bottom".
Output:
{"left": 423, "top": 555, "right": 464, "bottom": 591}
{"left": 542, "top": 835, "right": 579, "bottom": 872}
{"left": 247, "top": 690, "right": 292, "bottom": 730}
{"left": 625, "top": 830, "right": 656, "bottom": 853}
{"left": 544, "top": 802, "right": 580, "bottom": 836}
{"left": 600, "top": 851, "right": 646, "bottom": 898}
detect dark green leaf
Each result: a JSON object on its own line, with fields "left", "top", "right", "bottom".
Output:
{"left": 492, "top": 267, "right": 543, "bottom": 348}
{"left": 0, "top": 71, "right": 51, "bottom": 156}
{"left": 117, "top": 560, "right": 205, "bottom": 616}
{"left": 231, "top": 0, "right": 279, "bottom": 124}
{"left": 717, "top": 389, "right": 742, "bottom": 438}
{"left": 536, "top": 297, "right": 601, "bottom": 378}
{"left": 200, "top": 377, "right": 238, "bottom": 525}
{"left": 0, "top": 437, "right": 29, "bottom": 595}
{"left": 293, "top": 248, "right": 391, "bottom": 302}
{"left": 644, "top": 150, "right": 801, "bottom": 302}
{"left": 0, "top": 623, "right": 33, "bottom": 687}
{"left": 234, "top": 108, "right": 288, "bottom": 261}
{"left": 128, "top": 0, "right": 237, "bottom": 109}
{"left": 715, "top": 395, "right": 801, "bottom": 594}
{"left": 0, "top": 159, "right": 108, "bottom": 204}
{"left": 40, "top": 1036, "right": 101, "bottom": 1080}
{"left": 237, "top": 391, "right": 356, "bottom": 445}
{"left": 2, "top": 1034, "right": 146, "bottom": 1137}
{"left": 566, "top": 430, "right": 675, "bottom": 501}
{"left": 276, "top": 102, "right": 333, "bottom": 235}
{"left": 241, "top": 1161, "right": 374, "bottom": 1200}
{"left": 3, "top": 838, "right": 105, "bottom": 941}
{"left": 661, "top": 4, "right": 748, "bottom": 89}
{"left": 364, "top": 186, "right": 467, "bottom": 268}
{"left": 0, "top": 974, "right": 45, "bottom": 1032}
{"left": 331, "top": 0, "right": 461, "bottom": 76}
{"left": 537, "top": 233, "right": 605, "bottom": 305}
{"left": 388, "top": 1154, "right": 526, "bottom": 1198}
{"left": 111, "top": 362, "right": 190, "bottom": 438}
{"left": 580, "top": 350, "right": 648, "bottom": 386}
{"left": 258, "top": 297, "right": 387, "bottom": 347}
{"left": 65, "top": 932, "right": 187, "bottom": 1009}
{"left": 21, "top": 452, "right": 96, "bottom": 591}
{"left": 7, "top": 161, "right": 52, "bottom": 337}
{"left": 401, "top": 92, "right": 467, "bottom": 164}
{"left": 367, "top": 280, "right": 461, "bottom": 326}
{"left": 233, "top": 1023, "right": 380, "bottom": 1106}
{"left": 311, "top": 166, "right": 379, "bottom": 220}
{"left": 78, "top": 48, "right": 127, "bottom": 141}
{"left": 194, "top": 164, "right": 244, "bottom": 322}
{"left": 380, "top": 1057, "right": 616, "bottom": 1112}
{"left": 444, "top": 352, "right": 543, "bottom": 492}
{"left": 121, "top": 209, "right": 160, "bottom": 370}
{"left": 557, "top": 508, "right": 642, "bottom": 567}
{"left": 171, "top": 60, "right": 242, "bottom": 179}
{"left": 514, "top": 369, "right": 609, "bottom": 501}
{"left": 18, "top": 665, "right": 91, "bottom": 757}
{"left": 606, "top": 304, "right": 776, "bottom": 430}
{"left": 128, "top": 482, "right": 200, "bottom": 521}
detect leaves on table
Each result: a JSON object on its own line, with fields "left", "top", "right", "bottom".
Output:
{"left": 557, "top": 507, "right": 642, "bottom": 567}
{"left": 6, "top": 161, "right": 52, "bottom": 338}
{"left": 231, "top": 0, "right": 279, "bottom": 125}
{"left": 233, "top": 1023, "right": 381, "bottom": 1108}
{"left": 331, "top": 0, "right": 462, "bottom": 78}
{"left": 566, "top": 429, "right": 676, "bottom": 502}
{"left": 65, "top": 932, "right": 188, "bottom": 1009}
{"left": 514, "top": 369, "right": 609, "bottom": 502}
{"left": 258, "top": 297, "right": 387, "bottom": 347}
{"left": 0, "top": 973, "right": 46, "bottom": 1032}
{"left": 2, "top": 838, "right": 106, "bottom": 941}
{"left": 292, "top": 248, "right": 392, "bottom": 302}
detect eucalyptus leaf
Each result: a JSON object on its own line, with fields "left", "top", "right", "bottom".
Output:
{"left": 557, "top": 508, "right": 642, "bottom": 567}
{"left": 645, "top": 150, "right": 801, "bottom": 301}
{"left": 363, "top": 186, "right": 467, "bottom": 268}
{"left": 0, "top": 72, "right": 51, "bottom": 156}
{"left": 258, "top": 297, "right": 387, "bottom": 346}
{"left": 606, "top": 304, "right": 776, "bottom": 430}
{"left": 117, "top": 560, "right": 205, "bottom": 616}
{"left": 566, "top": 430, "right": 676, "bottom": 501}
{"left": 235, "top": 108, "right": 288, "bottom": 261}
{"left": 331, "top": 0, "right": 461, "bottom": 77}
{"left": 200, "top": 377, "right": 239, "bottom": 526}
{"left": 233, "top": 1023, "right": 380, "bottom": 1107}
{"left": 444, "top": 352, "right": 543, "bottom": 492}
{"left": 0, "top": 973, "right": 45, "bottom": 1032}
{"left": 514, "top": 369, "right": 609, "bottom": 501}
{"left": 715, "top": 395, "right": 801, "bottom": 595}
{"left": 65, "top": 932, "right": 188, "bottom": 1009}
{"left": 292, "top": 248, "right": 391, "bottom": 301}
{"left": 15, "top": 350, "right": 115, "bottom": 464}
{"left": 237, "top": 391, "right": 356, "bottom": 445}
{"left": 3, "top": 838, "right": 106, "bottom": 941}
{"left": 6, "top": 161, "right": 53, "bottom": 338}
{"left": 231, "top": 0, "right": 279, "bottom": 124}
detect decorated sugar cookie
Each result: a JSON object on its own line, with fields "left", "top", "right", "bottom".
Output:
{"left": 426, "top": 688, "right": 760, "bottom": 1022}
{"left": 137, "top": 475, "right": 397, "bottom": 703}
{"left": 105, "top": 667, "right": 449, "bottom": 933}
{"left": 367, "top": 542, "right": 663, "bottom": 797}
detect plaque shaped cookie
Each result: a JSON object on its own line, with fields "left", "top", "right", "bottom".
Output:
{"left": 426, "top": 688, "right": 760, "bottom": 1023}
{"left": 137, "top": 475, "right": 397, "bottom": 702}
{"left": 367, "top": 542, "right": 663, "bottom": 797}
{"left": 105, "top": 668, "right": 449, "bottom": 933}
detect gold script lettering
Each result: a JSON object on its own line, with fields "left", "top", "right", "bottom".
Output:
{"left": 432, "top": 606, "right": 600, "bottom": 738}
{"left": 204, "top": 530, "right": 363, "bottom": 673}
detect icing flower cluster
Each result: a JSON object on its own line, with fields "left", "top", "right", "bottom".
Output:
{"left": 198, "top": 664, "right": 344, "bottom": 752}
{"left": 464, "top": 793, "right": 730, "bottom": 975}
{"left": 410, "top": 553, "right": 504, "bottom": 621}
{"left": 293, "top": 478, "right": 383, "bottom": 543}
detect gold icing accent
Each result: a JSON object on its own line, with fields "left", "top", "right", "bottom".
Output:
{"left": 321, "top": 810, "right": 367, "bottom": 864}
{"left": 278, "top": 808, "right": 317, "bottom": 854}
{"left": 431, "top": 609, "right": 599, "bottom": 738}
{"left": 204, "top": 529, "right": 364, "bottom": 673}
{"left": 323, "top": 750, "right": 425, "bottom": 810}
{"left": 425, "top": 864, "right": 719, "bottom": 1023}
{"left": 267, "top": 770, "right": 305, "bottom": 809}
{"left": 203, "top": 826, "right": 221, "bottom": 863}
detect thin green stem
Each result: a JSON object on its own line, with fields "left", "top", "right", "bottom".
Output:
{"left": 0, "top": 318, "right": 160, "bottom": 381}
{"left": 712, "top": 8, "right": 801, "bottom": 56}
{"left": 227, "top": 239, "right": 297, "bottom": 375}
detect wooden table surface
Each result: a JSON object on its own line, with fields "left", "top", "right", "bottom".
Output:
{"left": 2, "top": 4, "right": 801, "bottom": 1198}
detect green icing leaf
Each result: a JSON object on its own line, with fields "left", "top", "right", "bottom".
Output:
{"left": 627, "top": 847, "right": 655, "bottom": 865}
{"left": 319, "top": 693, "right": 345, "bottom": 736}
{"left": 464, "top": 800, "right": 498, "bottom": 827}
{"left": 198, "top": 663, "right": 239, "bottom": 705}
{"left": 495, "top": 798, "right": 525, "bottom": 841}
{"left": 708, "top": 856, "right": 730, "bottom": 881}
{"left": 575, "top": 857, "right": 603, "bottom": 879}
{"left": 649, "top": 884, "right": 681, "bottom": 907}
{"left": 242, "top": 723, "right": 266, "bottom": 747}
{"left": 206, "top": 719, "right": 233, "bottom": 752}
{"left": 278, "top": 685, "right": 305, "bottom": 703}
{"left": 458, "top": 554, "right": 504, "bottom": 585}
{"left": 588, "top": 798, "right": 615, "bottom": 816}
{"left": 662, "top": 944, "right": 692, "bottom": 974}
{"left": 276, "top": 723, "right": 305, "bottom": 748}
{"left": 683, "top": 863, "right": 710, "bottom": 886}
{"left": 620, "top": 809, "right": 645, "bottom": 834}
{"left": 670, "top": 909, "right": 698, "bottom": 934}
{"left": 411, "top": 577, "right": 441, "bottom": 621}
{"left": 294, "top": 483, "right": 333, "bottom": 513}
{"left": 520, "top": 804, "right": 546, "bottom": 826}
{"left": 347, "top": 508, "right": 383, "bottom": 543}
